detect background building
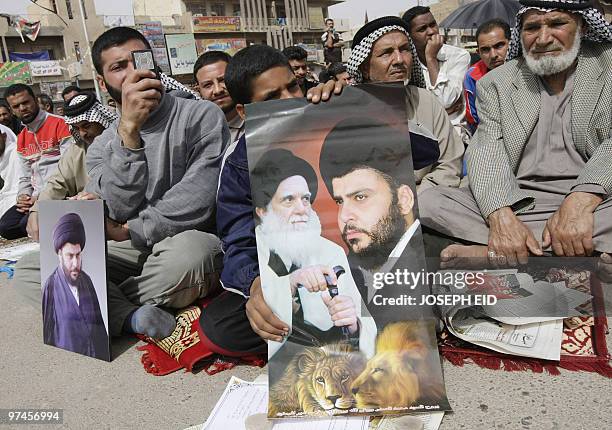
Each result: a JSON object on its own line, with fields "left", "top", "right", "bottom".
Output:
{"left": 1, "top": 1, "right": 349, "bottom": 102}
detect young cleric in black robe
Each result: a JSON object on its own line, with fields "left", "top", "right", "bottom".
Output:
{"left": 42, "top": 213, "right": 109, "bottom": 360}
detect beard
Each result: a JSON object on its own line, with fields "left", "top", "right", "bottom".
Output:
{"left": 216, "top": 96, "right": 236, "bottom": 114}
{"left": 259, "top": 207, "right": 323, "bottom": 268}
{"left": 61, "top": 262, "right": 81, "bottom": 284}
{"left": 523, "top": 27, "right": 581, "bottom": 76}
{"left": 21, "top": 106, "right": 40, "bottom": 124}
{"left": 104, "top": 80, "right": 123, "bottom": 105}
{"left": 342, "top": 195, "right": 407, "bottom": 271}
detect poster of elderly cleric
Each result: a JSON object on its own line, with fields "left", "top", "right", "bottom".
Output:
{"left": 39, "top": 200, "right": 111, "bottom": 362}
{"left": 245, "top": 84, "right": 450, "bottom": 417}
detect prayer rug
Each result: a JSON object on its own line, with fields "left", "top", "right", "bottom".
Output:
{"left": 137, "top": 301, "right": 266, "bottom": 376}
{"left": 438, "top": 268, "right": 612, "bottom": 377}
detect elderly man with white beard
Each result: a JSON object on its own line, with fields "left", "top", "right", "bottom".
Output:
{"left": 252, "top": 148, "right": 376, "bottom": 358}
{"left": 418, "top": 0, "right": 612, "bottom": 275}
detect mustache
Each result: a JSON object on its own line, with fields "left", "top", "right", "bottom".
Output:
{"left": 342, "top": 224, "right": 371, "bottom": 241}
{"left": 530, "top": 45, "right": 563, "bottom": 54}
{"left": 210, "top": 92, "right": 230, "bottom": 101}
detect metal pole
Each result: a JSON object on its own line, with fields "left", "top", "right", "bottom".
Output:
{"left": 1, "top": 35, "right": 9, "bottom": 62}
{"left": 76, "top": 0, "right": 102, "bottom": 100}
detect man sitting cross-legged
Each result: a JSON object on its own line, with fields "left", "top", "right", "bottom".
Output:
{"left": 418, "top": 0, "right": 612, "bottom": 276}
{"left": 82, "top": 26, "right": 230, "bottom": 339}
{"left": 10, "top": 27, "right": 230, "bottom": 341}
{"left": 193, "top": 50, "right": 244, "bottom": 142}
{"left": 0, "top": 84, "right": 71, "bottom": 239}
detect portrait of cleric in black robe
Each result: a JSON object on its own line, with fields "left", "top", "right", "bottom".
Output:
{"left": 40, "top": 201, "right": 110, "bottom": 361}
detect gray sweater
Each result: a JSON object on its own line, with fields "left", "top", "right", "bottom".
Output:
{"left": 85, "top": 93, "right": 230, "bottom": 248}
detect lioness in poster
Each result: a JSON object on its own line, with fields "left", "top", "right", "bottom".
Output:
{"left": 269, "top": 343, "right": 366, "bottom": 416}
{"left": 351, "top": 321, "right": 445, "bottom": 409}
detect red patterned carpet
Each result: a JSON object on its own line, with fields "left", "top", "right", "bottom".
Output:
{"left": 439, "top": 269, "right": 612, "bottom": 377}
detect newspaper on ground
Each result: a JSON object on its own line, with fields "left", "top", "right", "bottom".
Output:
{"left": 434, "top": 270, "right": 593, "bottom": 361}
{"left": 195, "top": 377, "right": 443, "bottom": 430}
{"left": 199, "top": 376, "right": 368, "bottom": 430}
{"left": 447, "top": 313, "right": 564, "bottom": 360}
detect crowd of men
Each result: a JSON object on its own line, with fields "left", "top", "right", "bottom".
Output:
{"left": 0, "top": 0, "right": 610, "bottom": 357}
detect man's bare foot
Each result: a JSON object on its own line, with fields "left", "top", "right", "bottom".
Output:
{"left": 597, "top": 253, "right": 612, "bottom": 283}
{"left": 440, "top": 244, "right": 489, "bottom": 269}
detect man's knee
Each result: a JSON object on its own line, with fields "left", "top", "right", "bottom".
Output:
{"left": 12, "top": 250, "right": 43, "bottom": 308}
{"left": 199, "top": 292, "right": 266, "bottom": 355}
{"left": 418, "top": 187, "right": 445, "bottom": 220}
{"left": 154, "top": 230, "right": 222, "bottom": 273}
{"left": 139, "top": 231, "right": 223, "bottom": 306}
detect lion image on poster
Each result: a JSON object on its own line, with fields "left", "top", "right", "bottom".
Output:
{"left": 269, "top": 343, "right": 367, "bottom": 416}
{"left": 351, "top": 321, "right": 446, "bottom": 410}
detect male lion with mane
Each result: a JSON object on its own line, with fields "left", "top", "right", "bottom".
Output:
{"left": 269, "top": 343, "right": 366, "bottom": 416}
{"left": 351, "top": 321, "right": 445, "bottom": 410}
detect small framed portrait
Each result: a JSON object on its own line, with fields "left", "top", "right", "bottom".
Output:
{"left": 39, "top": 200, "right": 110, "bottom": 361}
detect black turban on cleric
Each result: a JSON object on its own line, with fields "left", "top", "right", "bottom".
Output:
{"left": 251, "top": 148, "right": 318, "bottom": 209}
{"left": 319, "top": 117, "right": 419, "bottom": 196}
{"left": 53, "top": 213, "right": 86, "bottom": 253}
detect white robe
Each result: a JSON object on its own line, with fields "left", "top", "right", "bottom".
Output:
{"left": 0, "top": 124, "right": 20, "bottom": 218}
{"left": 256, "top": 226, "right": 377, "bottom": 358}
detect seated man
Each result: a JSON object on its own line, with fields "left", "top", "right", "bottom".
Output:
{"left": 61, "top": 85, "right": 81, "bottom": 103}
{"left": 83, "top": 26, "right": 230, "bottom": 339}
{"left": 13, "top": 93, "right": 117, "bottom": 307}
{"left": 347, "top": 16, "right": 464, "bottom": 192}
{"left": 199, "top": 45, "right": 339, "bottom": 354}
{"left": 282, "top": 46, "right": 319, "bottom": 94}
{"left": 327, "top": 62, "right": 352, "bottom": 85}
{"left": 402, "top": 7, "right": 471, "bottom": 132}
{"left": 37, "top": 94, "right": 54, "bottom": 114}
{"left": 464, "top": 19, "right": 511, "bottom": 134}
{"left": 419, "top": 0, "right": 612, "bottom": 270}
{"left": 0, "top": 123, "right": 19, "bottom": 218}
{"left": 193, "top": 50, "right": 244, "bottom": 142}
{"left": 0, "top": 83, "right": 71, "bottom": 239}
{"left": 0, "top": 101, "right": 23, "bottom": 135}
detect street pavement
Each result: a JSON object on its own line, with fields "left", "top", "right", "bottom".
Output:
{"left": 0, "top": 273, "right": 610, "bottom": 430}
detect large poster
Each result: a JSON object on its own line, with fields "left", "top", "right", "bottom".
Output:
{"left": 0, "top": 62, "right": 31, "bottom": 86}
{"left": 192, "top": 16, "right": 241, "bottom": 33}
{"left": 195, "top": 38, "right": 247, "bottom": 56}
{"left": 137, "top": 21, "right": 171, "bottom": 74}
{"left": 245, "top": 85, "right": 451, "bottom": 417}
{"left": 165, "top": 34, "right": 198, "bottom": 76}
